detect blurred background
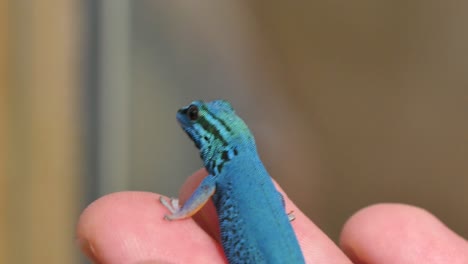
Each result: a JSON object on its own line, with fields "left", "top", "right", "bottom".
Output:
{"left": 1, "top": 0, "right": 467, "bottom": 263}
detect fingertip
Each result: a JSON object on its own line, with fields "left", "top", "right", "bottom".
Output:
{"left": 76, "top": 192, "right": 168, "bottom": 263}
{"left": 340, "top": 203, "right": 468, "bottom": 264}
{"left": 76, "top": 191, "right": 224, "bottom": 264}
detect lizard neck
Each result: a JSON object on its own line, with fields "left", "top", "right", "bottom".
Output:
{"left": 200, "top": 135, "right": 256, "bottom": 176}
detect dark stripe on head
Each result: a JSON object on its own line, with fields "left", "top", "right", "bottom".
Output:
{"left": 197, "top": 115, "right": 228, "bottom": 147}
{"left": 201, "top": 105, "right": 233, "bottom": 132}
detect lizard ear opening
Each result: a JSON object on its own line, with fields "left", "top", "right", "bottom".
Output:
{"left": 187, "top": 105, "right": 199, "bottom": 121}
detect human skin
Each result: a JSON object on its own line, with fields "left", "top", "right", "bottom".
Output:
{"left": 76, "top": 169, "right": 468, "bottom": 264}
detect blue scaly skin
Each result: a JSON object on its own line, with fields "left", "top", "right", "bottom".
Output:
{"left": 160, "top": 100, "right": 305, "bottom": 263}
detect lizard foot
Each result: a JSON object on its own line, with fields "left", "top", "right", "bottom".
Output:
{"left": 159, "top": 196, "right": 181, "bottom": 220}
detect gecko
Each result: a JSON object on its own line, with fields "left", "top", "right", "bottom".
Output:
{"left": 160, "top": 100, "right": 305, "bottom": 263}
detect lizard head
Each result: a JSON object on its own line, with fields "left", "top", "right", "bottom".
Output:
{"left": 176, "top": 100, "right": 255, "bottom": 175}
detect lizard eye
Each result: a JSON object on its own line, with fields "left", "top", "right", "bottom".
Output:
{"left": 187, "top": 105, "right": 199, "bottom": 121}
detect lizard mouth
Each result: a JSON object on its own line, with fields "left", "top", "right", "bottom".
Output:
{"left": 176, "top": 109, "right": 189, "bottom": 125}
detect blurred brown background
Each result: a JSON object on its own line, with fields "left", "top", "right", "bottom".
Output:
{"left": 1, "top": 1, "right": 467, "bottom": 263}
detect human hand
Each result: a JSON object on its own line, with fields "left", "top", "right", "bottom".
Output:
{"left": 76, "top": 169, "right": 468, "bottom": 263}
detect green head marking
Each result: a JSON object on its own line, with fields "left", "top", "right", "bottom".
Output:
{"left": 176, "top": 100, "right": 255, "bottom": 175}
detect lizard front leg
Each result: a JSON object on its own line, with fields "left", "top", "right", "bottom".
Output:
{"left": 160, "top": 175, "right": 216, "bottom": 220}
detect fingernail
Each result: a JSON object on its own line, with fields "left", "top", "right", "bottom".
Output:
{"left": 341, "top": 244, "right": 369, "bottom": 264}
{"left": 76, "top": 238, "right": 99, "bottom": 263}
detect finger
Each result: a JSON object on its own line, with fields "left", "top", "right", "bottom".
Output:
{"left": 179, "top": 168, "right": 353, "bottom": 264}
{"left": 340, "top": 203, "right": 468, "bottom": 264}
{"left": 76, "top": 191, "right": 226, "bottom": 264}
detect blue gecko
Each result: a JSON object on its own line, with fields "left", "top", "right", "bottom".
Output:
{"left": 160, "top": 100, "right": 305, "bottom": 263}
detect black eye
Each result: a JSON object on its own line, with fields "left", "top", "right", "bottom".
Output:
{"left": 187, "top": 105, "right": 199, "bottom": 120}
